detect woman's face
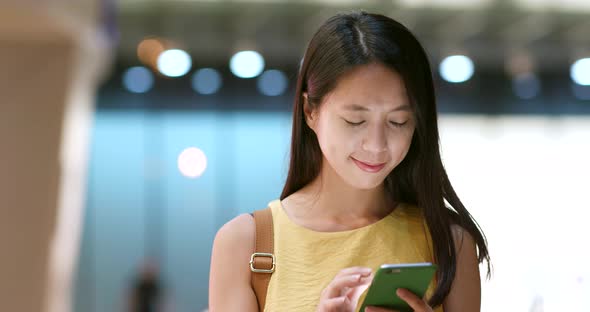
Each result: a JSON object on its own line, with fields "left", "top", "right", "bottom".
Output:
{"left": 305, "top": 62, "right": 415, "bottom": 190}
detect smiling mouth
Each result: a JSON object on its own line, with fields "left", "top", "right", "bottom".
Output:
{"left": 351, "top": 157, "right": 386, "bottom": 173}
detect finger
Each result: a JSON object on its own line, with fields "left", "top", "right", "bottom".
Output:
{"left": 396, "top": 288, "right": 431, "bottom": 311}
{"left": 335, "top": 266, "right": 373, "bottom": 278}
{"left": 321, "top": 296, "right": 350, "bottom": 311}
{"left": 343, "top": 278, "right": 372, "bottom": 308}
{"left": 323, "top": 274, "right": 372, "bottom": 298}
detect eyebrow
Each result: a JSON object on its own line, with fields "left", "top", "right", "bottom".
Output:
{"left": 343, "top": 104, "right": 411, "bottom": 113}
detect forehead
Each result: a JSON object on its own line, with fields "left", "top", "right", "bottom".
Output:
{"left": 323, "top": 62, "right": 409, "bottom": 111}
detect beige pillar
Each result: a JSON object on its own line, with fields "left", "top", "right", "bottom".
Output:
{"left": 0, "top": 3, "right": 112, "bottom": 312}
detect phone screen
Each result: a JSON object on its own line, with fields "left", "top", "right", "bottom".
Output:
{"left": 358, "top": 262, "right": 437, "bottom": 312}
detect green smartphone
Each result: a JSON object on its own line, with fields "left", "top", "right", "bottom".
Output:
{"left": 358, "top": 262, "right": 437, "bottom": 312}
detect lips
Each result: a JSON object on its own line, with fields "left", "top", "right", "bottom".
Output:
{"left": 351, "top": 157, "right": 386, "bottom": 173}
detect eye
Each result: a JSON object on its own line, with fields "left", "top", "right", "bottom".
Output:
{"left": 344, "top": 119, "right": 365, "bottom": 126}
{"left": 389, "top": 121, "right": 408, "bottom": 128}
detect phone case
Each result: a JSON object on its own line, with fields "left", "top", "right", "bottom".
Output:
{"left": 358, "top": 263, "right": 437, "bottom": 312}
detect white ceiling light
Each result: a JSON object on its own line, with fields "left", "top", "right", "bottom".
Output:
{"left": 177, "top": 147, "right": 208, "bottom": 178}
{"left": 157, "top": 49, "right": 192, "bottom": 78}
{"left": 439, "top": 55, "right": 475, "bottom": 83}
{"left": 230, "top": 50, "right": 265, "bottom": 79}
{"left": 571, "top": 58, "right": 590, "bottom": 86}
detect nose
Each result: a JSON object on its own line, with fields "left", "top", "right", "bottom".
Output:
{"left": 361, "top": 123, "right": 388, "bottom": 154}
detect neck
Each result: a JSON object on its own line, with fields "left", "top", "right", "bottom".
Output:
{"left": 297, "top": 160, "right": 395, "bottom": 222}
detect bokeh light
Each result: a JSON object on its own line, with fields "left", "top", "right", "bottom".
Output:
{"left": 257, "top": 69, "right": 288, "bottom": 96}
{"left": 571, "top": 58, "right": 590, "bottom": 86}
{"left": 137, "top": 38, "right": 165, "bottom": 68}
{"left": 512, "top": 73, "right": 541, "bottom": 100}
{"left": 191, "top": 68, "right": 222, "bottom": 95}
{"left": 122, "top": 66, "right": 154, "bottom": 93}
{"left": 157, "top": 49, "right": 192, "bottom": 78}
{"left": 439, "top": 55, "right": 475, "bottom": 83}
{"left": 229, "top": 50, "right": 265, "bottom": 78}
{"left": 177, "top": 147, "right": 208, "bottom": 178}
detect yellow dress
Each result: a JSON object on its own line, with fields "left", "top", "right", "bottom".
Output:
{"left": 262, "top": 199, "right": 444, "bottom": 312}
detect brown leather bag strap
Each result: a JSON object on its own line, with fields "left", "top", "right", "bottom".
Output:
{"left": 250, "top": 207, "right": 275, "bottom": 311}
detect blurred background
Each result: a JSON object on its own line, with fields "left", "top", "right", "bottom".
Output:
{"left": 1, "top": 0, "right": 590, "bottom": 311}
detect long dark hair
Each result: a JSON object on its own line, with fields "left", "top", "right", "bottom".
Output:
{"left": 280, "top": 11, "right": 491, "bottom": 308}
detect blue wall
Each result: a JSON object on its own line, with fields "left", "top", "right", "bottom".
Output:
{"left": 75, "top": 110, "right": 292, "bottom": 311}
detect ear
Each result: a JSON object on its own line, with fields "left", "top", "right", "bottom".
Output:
{"left": 302, "top": 92, "right": 318, "bottom": 131}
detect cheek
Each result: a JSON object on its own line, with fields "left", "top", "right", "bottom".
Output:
{"left": 389, "top": 130, "right": 414, "bottom": 158}
{"left": 316, "top": 122, "right": 356, "bottom": 158}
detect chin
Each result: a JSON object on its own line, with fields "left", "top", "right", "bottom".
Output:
{"left": 345, "top": 177, "right": 385, "bottom": 190}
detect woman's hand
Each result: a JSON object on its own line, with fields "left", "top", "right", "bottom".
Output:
{"left": 316, "top": 266, "right": 373, "bottom": 312}
{"left": 364, "top": 288, "right": 433, "bottom": 312}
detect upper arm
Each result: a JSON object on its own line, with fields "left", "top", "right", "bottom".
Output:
{"left": 442, "top": 224, "right": 481, "bottom": 312}
{"left": 209, "top": 214, "right": 259, "bottom": 312}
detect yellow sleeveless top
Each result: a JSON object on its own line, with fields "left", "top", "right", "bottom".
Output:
{"left": 263, "top": 199, "right": 444, "bottom": 312}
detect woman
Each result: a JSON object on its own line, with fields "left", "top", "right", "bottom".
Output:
{"left": 209, "top": 11, "right": 491, "bottom": 312}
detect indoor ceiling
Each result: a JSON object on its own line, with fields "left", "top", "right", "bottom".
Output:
{"left": 113, "top": 0, "right": 590, "bottom": 71}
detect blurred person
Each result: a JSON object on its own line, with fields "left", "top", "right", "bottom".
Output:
{"left": 210, "top": 11, "right": 490, "bottom": 312}
{"left": 127, "top": 259, "right": 164, "bottom": 312}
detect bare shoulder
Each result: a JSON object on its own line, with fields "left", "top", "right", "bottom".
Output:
{"left": 216, "top": 213, "right": 256, "bottom": 244}
{"left": 211, "top": 213, "right": 256, "bottom": 269}
{"left": 449, "top": 223, "right": 474, "bottom": 252}
{"left": 209, "top": 214, "right": 258, "bottom": 311}
{"left": 443, "top": 223, "right": 481, "bottom": 312}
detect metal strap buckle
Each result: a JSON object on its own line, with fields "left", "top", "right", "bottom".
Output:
{"left": 250, "top": 252, "right": 276, "bottom": 273}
